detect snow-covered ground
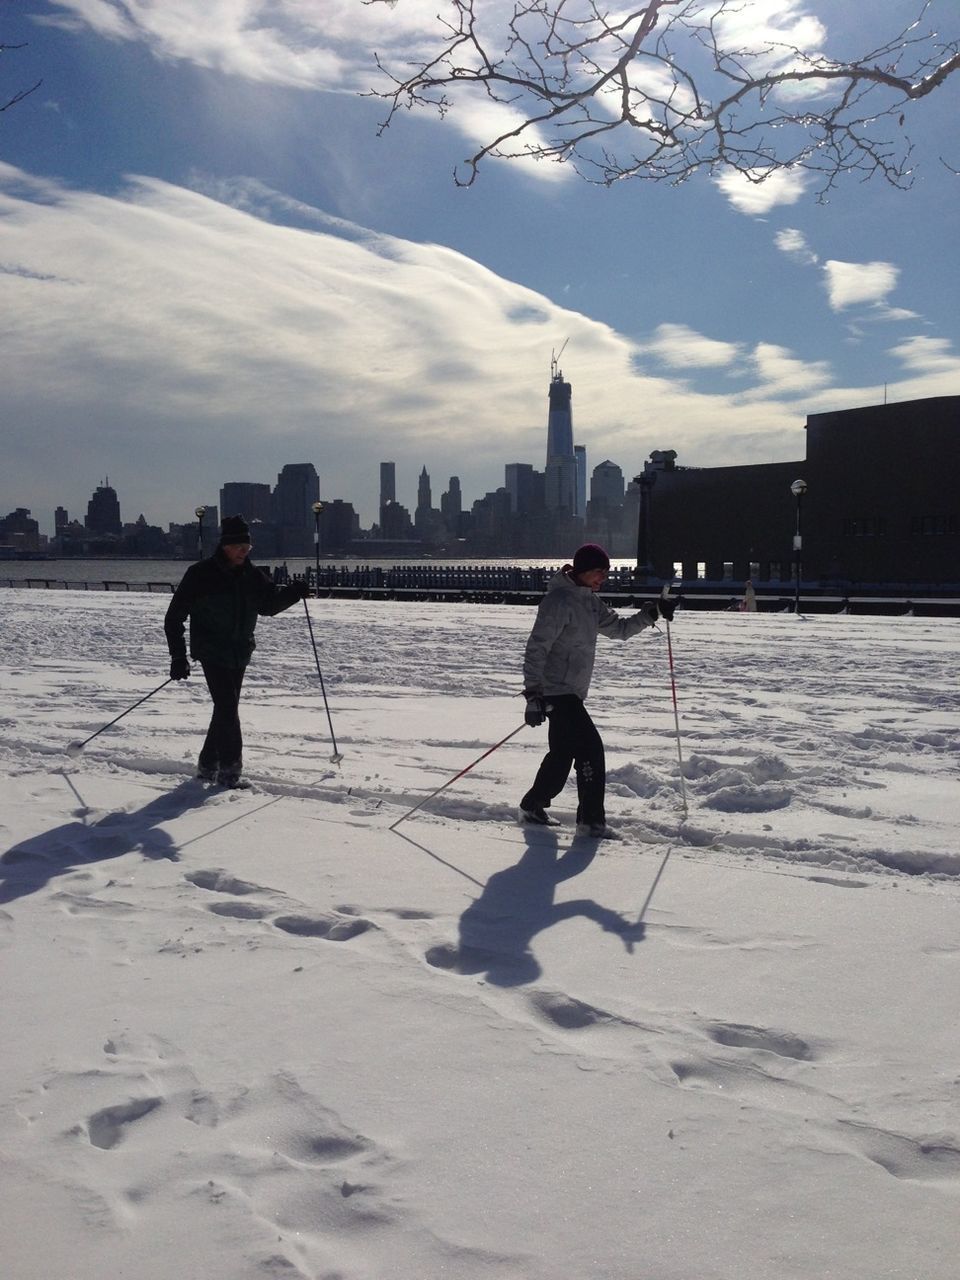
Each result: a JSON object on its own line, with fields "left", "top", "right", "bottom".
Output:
{"left": 1, "top": 588, "right": 958, "bottom": 1280}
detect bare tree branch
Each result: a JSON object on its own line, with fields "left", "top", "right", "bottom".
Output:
{"left": 367, "top": 0, "right": 959, "bottom": 192}
{"left": 1, "top": 39, "right": 41, "bottom": 114}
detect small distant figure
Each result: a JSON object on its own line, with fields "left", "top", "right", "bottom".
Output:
{"left": 742, "top": 580, "right": 757, "bottom": 612}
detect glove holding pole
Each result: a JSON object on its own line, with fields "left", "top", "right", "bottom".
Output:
{"left": 638, "top": 597, "right": 676, "bottom": 626}
{"left": 523, "top": 691, "right": 548, "bottom": 727}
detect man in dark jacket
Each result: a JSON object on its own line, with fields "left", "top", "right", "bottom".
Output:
{"left": 164, "top": 515, "right": 309, "bottom": 787}
{"left": 519, "top": 543, "right": 675, "bottom": 839}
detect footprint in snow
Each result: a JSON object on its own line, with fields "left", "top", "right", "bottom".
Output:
{"left": 186, "top": 868, "right": 375, "bottom": 941}
{"left": 528, "top": 990, "right": 609, "bottom": 1030}
{"left": 704, "top": 1021, "right": 816, "bottom": 1060}
{"left": 837, "top": 1120, "right": 960, "bottom": 1186}
{"left": 273, "top": 912, "right": 375, "bottom": 941}
{"left": 185, "top": 868, "right": 266, "bottom": 896}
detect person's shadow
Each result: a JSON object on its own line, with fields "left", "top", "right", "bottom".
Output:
{"left": 0, "top": 777, "right": 210, "bottom": 904}
{"left": 425, "top": 828, "right": 645, "bottom": 986}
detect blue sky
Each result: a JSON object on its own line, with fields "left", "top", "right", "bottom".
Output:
{"left": 2, "top": 0, "right": 958, "bottom": 533}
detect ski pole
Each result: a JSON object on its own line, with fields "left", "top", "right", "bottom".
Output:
{"left": 65, "top": 678, "right": 174, "bottom": 756}
{"left": 664, "top": 616, "right": 689, "bottom": 820}
{"left": 303, "top": 598, "right": 343, "bottom": 765}
{"left": 389, "top": 723, "right": 527, "bottom": 831}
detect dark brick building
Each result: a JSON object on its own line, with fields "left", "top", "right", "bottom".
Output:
{"left": 641, "top": 395, "right": 959, "bottom": 588}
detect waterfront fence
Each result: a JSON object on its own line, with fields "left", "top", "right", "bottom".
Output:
{"left": 3, "top": 564, "right": 959, "bottom": 615}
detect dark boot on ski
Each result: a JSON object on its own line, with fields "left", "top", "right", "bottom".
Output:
{"left": 575, "top": 821, "right": 621, "bottom": 841}
{"left": 518, "top": 800, "right": 558, "bottom": 826}
{"left": 217, "top": 763, "right": 250, "bottom": 790}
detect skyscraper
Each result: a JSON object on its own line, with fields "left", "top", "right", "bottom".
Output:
{"left": 220, "top": 482, "right": 271, "bottom": 523}
{"left": 380, "top": 462, "right": 396, "bottom": 510}
{"left": 86, "top": 480, "right": 122, "bottom": 536}
{"left": 441, "top": 476, "right": 462, "bottom": 534}
{"left": 271, "top": 463, "right": 320, "bottom": 556}
{"left": 546, "top": 358, "right": 574, "bottom": 462}
{"left": 590, "top": 460, "right": 625, "bottom": 507}
{"left": 417, "top": 466, "right": 432, "bottom": 515}
{"left": 544, "top": 357, "right": 578, "bottom": 515}
{"left": 575, "top": 445, "right": 587, "bottom": 519}
{"left": 505, "top": 463, "right": 544, "bottom": 515}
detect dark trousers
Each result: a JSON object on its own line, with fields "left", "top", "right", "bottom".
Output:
{"left": 199, "top": 663, "right": 246, "bottom": 771}
{"left": 522, "top": 695, "right": 605, "bottom": 825}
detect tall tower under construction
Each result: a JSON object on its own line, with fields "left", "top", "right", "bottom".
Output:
{"left": 545, "top": 350, "right": 579, "bottom": 515}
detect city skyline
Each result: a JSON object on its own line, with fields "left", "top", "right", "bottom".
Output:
{"left": 2, "top": 3, "right": 958, "bottom": 535}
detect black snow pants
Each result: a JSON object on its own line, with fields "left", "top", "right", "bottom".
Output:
{"left": 521, "top": 694, "right": 605, "bottom": 825}
{"left": 198, "top": 662, "right": 246, "bottom": 772}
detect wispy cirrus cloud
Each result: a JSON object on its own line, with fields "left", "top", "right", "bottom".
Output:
{"left": 639, "top": 323, "right": 743, "bottom": 369}
{"left": 41, "top": 1, "right": 562, "bottom": 183}
{"left": 889, "top": 334, "right": 960, "bottom": 376}
{"left": 39, "top": 0, "right": 447, "bottom": 89}
{"left": 775, "top": 227, "right": 818, "bottom": 264}
{"left": 1, "top": 165, "right": 955, "bottom": 530}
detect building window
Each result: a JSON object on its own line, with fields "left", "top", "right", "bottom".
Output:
{"left": 910, "top": 514, "right": 957, "bottom": 536}
{"left": 722, "top": 562, "right": 733, "bottom": 580}
{"left": 842, "top": 517, "right": 887, "bottom": 538}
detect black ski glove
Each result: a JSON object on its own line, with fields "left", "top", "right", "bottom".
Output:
{"left": 523, "top": 692, "right": 547, "bottom": 727}
{"left": 639, "top": 599, "right": 676, "bottom": 625}
{"left": 291, "top": 580, "right": 312, "bottom": 599}
{"left": 170, "top": 656, "right": 190, "bottom": 680}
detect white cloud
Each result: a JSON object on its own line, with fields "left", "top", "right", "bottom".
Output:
{"left": 823, "top": 259, "right": 899, "bottom": 311}
{"left": 714, "top": 166, "right": 808, "bottom": 214}
{"left": 868, "top": 304, "right": 921, "bottom": 323}
{"left": 775, "top": 227, "right": 818, "bottom": 265}
{"left": 1, "top": 167, "right": 955, "bottom": 530}
{"left": 43, "top": 0, "right": 434, "bottom": 90}
{"left": 444, "top": 96, "right": 572, "bottom": 185}
{"left": 889, "top": 335, "right": 960, "bottom": 376}
{"left": 640, "top": 323, "right": 742, "bottom": 369}
{"left": 713, "top": 0, "right": 826, "bottom": 67}
{"left": 738, "top": 342, "right": 833, "bottom": 401}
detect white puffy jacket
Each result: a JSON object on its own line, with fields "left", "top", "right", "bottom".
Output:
{"left": 522, "top": 569, "right": 654, "bottom": 701}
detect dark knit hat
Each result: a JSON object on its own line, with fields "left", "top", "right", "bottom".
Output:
{"left": 572, "top": 543, "right": 610, "bottom": 574}
{"left": 219, "top": 514, "right": 251, "bottom": 545}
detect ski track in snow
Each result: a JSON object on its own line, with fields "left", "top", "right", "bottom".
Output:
{"left": 1, "top": 592, "right": 956, "bottom": 884}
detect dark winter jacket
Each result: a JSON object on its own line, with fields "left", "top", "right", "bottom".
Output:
{"left": 523, "top": 569, "right": 654, "bottom": 701}
{"left": 164, "top": 551, "right": 303, "bottom": 669}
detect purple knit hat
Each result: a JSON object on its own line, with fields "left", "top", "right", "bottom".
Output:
{"left": 572, "top": 543, "right": 610, "bottom": 574}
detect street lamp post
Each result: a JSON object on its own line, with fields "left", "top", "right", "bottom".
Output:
{"left": 194, "top": 506, "right": 206, "bottom": 561}
{"left": 312, "top": 501, "right": 324, "bottom": 597}
{"left": 790, "top": 479, "right": 807, "bottom": 614}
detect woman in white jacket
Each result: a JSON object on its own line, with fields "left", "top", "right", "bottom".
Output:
{"left": 519, "top": 544, "right": 674, "bottom": 839}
